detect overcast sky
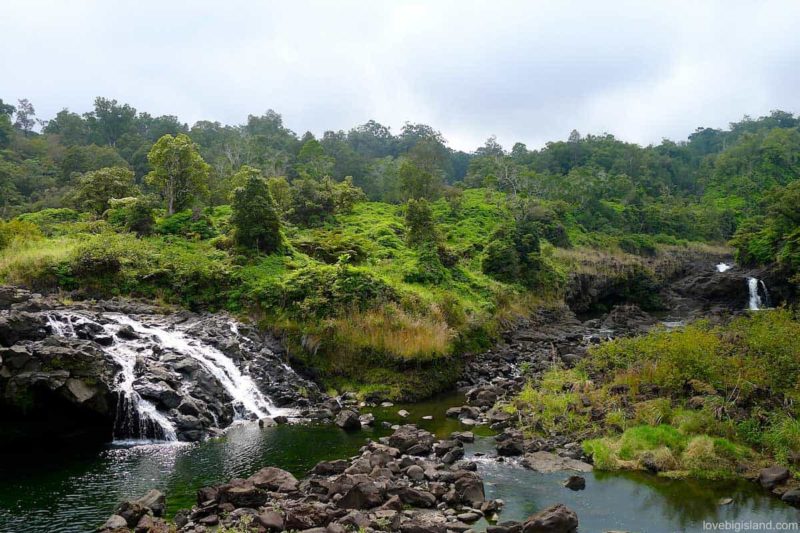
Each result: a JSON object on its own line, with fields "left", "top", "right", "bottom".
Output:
{"left": 2, "top": 0, "right": 800, "bottom": 151}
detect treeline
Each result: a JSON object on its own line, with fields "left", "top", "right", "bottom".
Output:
{"left": 2, "top": 96, "right": 800, "bottom": 248}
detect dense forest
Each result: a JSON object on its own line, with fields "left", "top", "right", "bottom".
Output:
{"left": 1, "top": 96, "right": 799, "bottom": 398}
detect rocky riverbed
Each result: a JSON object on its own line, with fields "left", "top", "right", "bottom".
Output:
{"left": 97, "top": 424, "right": 580, "bottom": 533}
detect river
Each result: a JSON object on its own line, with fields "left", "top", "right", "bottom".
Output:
{"left": 1, "top": 391, "right": 797, "bottom": 532}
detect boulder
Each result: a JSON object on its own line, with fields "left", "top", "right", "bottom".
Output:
{"left": 217, "top": 482, "right": 268, "bottom": 508}
{"left": 257, "top": 509, "right": 285, "bottom": 531}
{"left": 521, "top": 452, "right": 592, "bottom": 474}
{"left": 781, "top": 488, "right": 800, "bottom": 507}
{"left": 758, "top": 466, "right": 790, "bottom": 489}
{"left": 248, "top": 466, "right": 299, "bottom": 492}
{"left": 386, "top": 425, "right": 435, "bottom": 454}
{"left": 563, "top": 476, "right": 585, "bottom": 491}
{"left": 335, "top": 409, "right": 362, "bottom": 431}
{"left": 312, "top": 459, "right": 350, "bottom": 476}
{"left": 454, "top": 472, "right": 485, "bottom": 507}
{"left": 338, "top": 482, "right": 385, "bottom": 509}
{"left": 522, "top": 503, "right": 579, "bottom": 533}
{"left": 398, "top": 487, "right": 436, "bottom": 508}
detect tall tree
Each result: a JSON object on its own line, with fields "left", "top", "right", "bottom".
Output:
{"left": 231, "top": 175, "right": 282, "bottom": 253}
{"left": 14, "top": 99, "right": 36, "bottom": 136}
{"left": 146, "top": 134, "right": 210, "bottom": 215}
{"left": 87, "top": 97, "right": 137, "bottom": 146}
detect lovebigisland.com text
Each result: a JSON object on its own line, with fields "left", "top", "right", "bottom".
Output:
{"left": 704, "top": 521, "right": 799, "bottom": 532}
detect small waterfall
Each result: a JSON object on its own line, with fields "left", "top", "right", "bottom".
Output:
{"left": 747, "top": 277, "right": 771, "bottom": 310}
{"left": 716, "top": 263, "right": 732, "bottom": 273}
{"left": 46, "top": 314, "right": 178, "bottom": 442}
{"left": 45, "top": 310, "right": 291, "bottom": 443}
{"left": 106, "top": 314, "right": 278, "bottom": 420}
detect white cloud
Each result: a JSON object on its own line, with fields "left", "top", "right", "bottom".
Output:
{"left": 1, "top": 0, "right": 799, "bottom": 151}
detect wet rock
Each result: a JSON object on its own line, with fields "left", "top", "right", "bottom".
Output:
{"left": 399, "top": 487, "right": 436, "bottom": 508}
{"left": 101, "top": 514, "right": 128, "bottom": 530}
{"left": 454, "top": 472, "right": 485, "bottom": 507}
{"left": 451, "top": 431, "right": 474, "bottom": 443}
{"left": 563, "top": 476, "right": 585, "bottom": 491}
{"left": 398, "top": 409, "right": 410, "bottom": 418}
{"left": 335, "top": 409, "right": 362, "bottom": 430}
{"left": 522, "top": 452, "right": 593, "bottom": 474}
{"left": 386, "top": 425, "right": 435, "bottom": 454}
{"left": 522, "top": 503, "right": 578, "bottom": 533}
{"left": 781, "top": 489, "right": 800, "bottom": 507}
{"left": 359, "top": 413, "right": 375, "bottom": 426}
{"left": 758, "top": 466, "right": 790, "bottom": 489}
{"left": 312, "top": 459, "right": 350, "bottom": 476}
{"left": 217, "top": 481, "right": 268, "bottom": 508}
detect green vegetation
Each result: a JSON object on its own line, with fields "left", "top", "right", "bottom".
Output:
{"left": 2, "top": 97, "right": 800, "bottom": 399}
{"left": 505, "top": 310, "right": 800, "bottom": 478}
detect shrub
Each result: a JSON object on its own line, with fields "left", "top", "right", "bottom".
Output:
{"left": 618, "top": 234, "right": 658, "bottom": 257}
{"left": 0, "top": 219, "right": 42, "bottom": 249}
{"left": 106, "top": 197, "right": 155, "bottom": 236}
{"left": 156, "top": 209, "right": 217, "bottom": 239}
{"left": 255, "top": 263, "right": 396, "bottom": 320}
{"left": 293, "top": 230, "right": 368, "bottom": 264}
{"left": 404, "top": 242, "right": 449, "bottom": 285}
{"left": 17, "top": 208, "right": 81, "bottom": 235}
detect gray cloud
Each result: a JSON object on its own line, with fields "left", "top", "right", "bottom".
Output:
{"left": 2, "top": 0, "right": 799, "bottom": 151}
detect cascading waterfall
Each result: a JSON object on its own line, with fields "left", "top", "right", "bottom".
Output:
{"left": 45, "top": 311, "right": 288, "bottom": 443}
{"left": 106, "top": 314, "right": 279, "bottom": 420}
{"left": 46, "top": 314, "right": 178, "bottom": 442}
{"left": 747, "top": 277, "right": 771, "bottom": 310}
{"left": 716, "top": 263, "right": 732, "bottom": 272}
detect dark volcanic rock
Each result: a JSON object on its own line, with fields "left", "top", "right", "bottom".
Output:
{"left": 522, "top": 503, "right": 579, "bottom": 533}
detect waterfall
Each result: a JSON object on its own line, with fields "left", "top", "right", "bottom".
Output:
{"left": 45, "top": 311, "right": 290, "bottom": 443}
{"left": 747, "top": 277, "right": 771, "bottom": 310}
{"left": 106, "top": 314, "right": 278, "bottom": 420}
{"left": 46, "top": 314, "right": 178, "bottom": 442}
{"left": 716, "top": 263, "right": 732, "bottom": 273}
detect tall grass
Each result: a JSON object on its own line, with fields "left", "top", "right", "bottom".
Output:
{"left": 327, "top": 303, "right": 454, "bottom": 361}
{"left": 0, "top": 237, "right": 76, "bottom": 288}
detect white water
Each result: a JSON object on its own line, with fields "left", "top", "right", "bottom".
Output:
{"left": 46, "top": 314, "right": 178, "bottom": 441}
{"left": 716, "top": 263, "right": 732, "bottom": 272}
{"left": 45, "top": 311, "right": 292, "bottom": 442}
{"left": 106, "top": 314, "right": 281, "bottom": 420}
{"left": 747, "top": 277, "right": 771, "bottom": 310}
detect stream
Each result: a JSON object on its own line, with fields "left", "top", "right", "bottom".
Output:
{"left": 0, "top": 391, "right": 797, "bottom": 533}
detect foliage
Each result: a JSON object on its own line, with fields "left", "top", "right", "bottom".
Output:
{"left": 72, "top": 166, "right": 138, "bottom": 215}
{"left": 0, "top": 219, "right": 42, "bottom": 250}
{"left": 231, "top": 175, "right": 283, "bottom": 253}
{"left": 156, "top": 210, "right": 217, "bottom": 239}
{"left": 106, "top": 196, "right": 155, "bottom": 236}
{"left": 146, "top": 133, "right": 210, "bottom": 215}
{"left": 252, "top": 263, "right": 396, "bottom": 321}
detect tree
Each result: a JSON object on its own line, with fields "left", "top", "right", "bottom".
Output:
{"left": 146, "top": 134, "right": 210, "bottom": 215}
{"left": 43, "top": 109, "right": 89, "bottom": 146}
{"left": 231, "top": 175, "right": 282, "bottom": 253}
{"left": 295, "top": 138, "right": 334, "bottom": 179}
{"left": 405, "top": 198, "right": 437, "bottom": 246}
{"left": 60, "top": 144, "right": 129, "bottom": 182}
{"left": 14, "top": 99, "right": 36, "bottom": 136}
{"left": 86, "top": 97, "right": 137, "bottom": 146}
{"left": 227, "top": 164, "right": 262, "bottom": 200}
{"left": 74, "top": 166, "right": 138, "bottom": 214}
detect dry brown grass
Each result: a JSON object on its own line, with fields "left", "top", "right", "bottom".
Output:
{"left": 326, "top": 303, "right": 455, "bottom": 360}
